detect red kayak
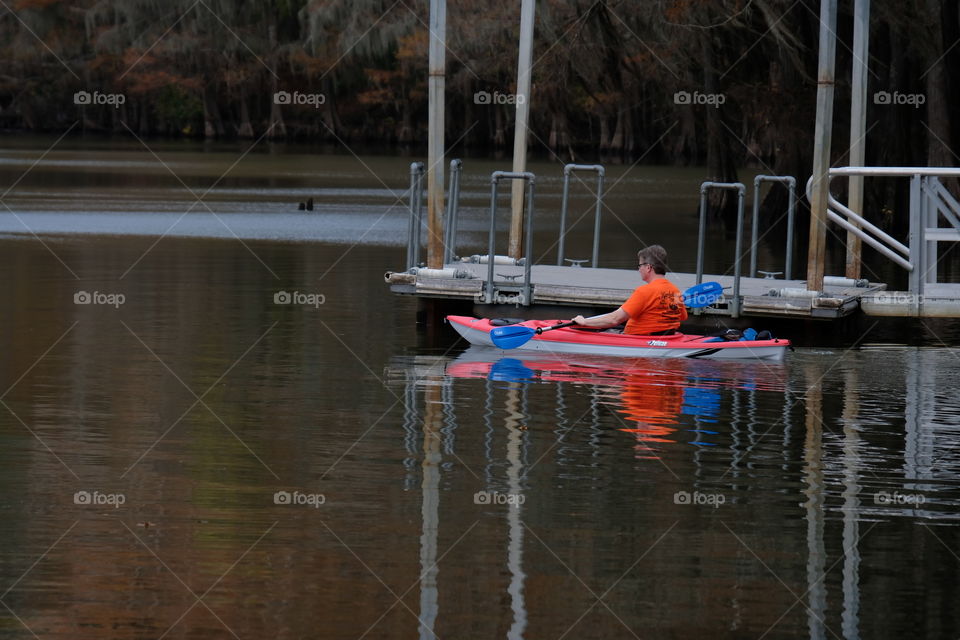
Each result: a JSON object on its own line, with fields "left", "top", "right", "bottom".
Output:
{"left": 447, "top": 316, "right": 790, "bottom": 361}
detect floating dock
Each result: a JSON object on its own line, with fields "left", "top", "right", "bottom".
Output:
{"left": 387, "top": 164, "right": 960, "bottom": 321}
{"left": 387, "top": 263, "right": 960, "bottom": 319}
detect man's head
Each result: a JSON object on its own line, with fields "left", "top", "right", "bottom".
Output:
{"left": 637, "top": 245, "right": 668, "bottom": 277}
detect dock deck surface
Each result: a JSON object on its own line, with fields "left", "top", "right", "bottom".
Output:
{"left": 391, "top": 263, "right": 960, "bottom": 318}
{"left": 387, "top": 262, "right": 960, "bottom": 318}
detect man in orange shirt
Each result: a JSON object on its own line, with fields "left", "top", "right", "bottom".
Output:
{"left": 572, "top": 245, "right": 687, "bottom": 335}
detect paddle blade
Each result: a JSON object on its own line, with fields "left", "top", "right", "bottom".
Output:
{"left": 489, "top": 358, "right": 535, "bottom": 382}
{"left": 683, "top": 281, "right": 724, "bottom": 308}
{"left": 490, "top": 325, "right": 536, "bottom": 349}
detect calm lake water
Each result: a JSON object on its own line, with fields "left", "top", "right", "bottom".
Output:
{"left": 1, "top": 137, "right": 959, "bottom": 639}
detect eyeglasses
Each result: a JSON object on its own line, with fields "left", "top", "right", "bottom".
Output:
{"left": 638, "top": 263, "right": 651, "bottom": 270}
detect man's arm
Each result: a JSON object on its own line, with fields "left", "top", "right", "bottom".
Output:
{"left": 571, "top": 307, "right": 629, "bottom": 328}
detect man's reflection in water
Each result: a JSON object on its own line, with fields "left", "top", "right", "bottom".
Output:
{"left": 615, "top": 369, "right": 687, "bottom": 459}
{"left": 613, "top": 364, "right": 726, "bottom": 458}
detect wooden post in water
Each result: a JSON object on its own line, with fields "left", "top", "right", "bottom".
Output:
{"left": 508, "top": 0, "right": 535, "bottom": 260}
{"left": 807, "top": 0, "right": 838, "bottom": 292}
{"left": 503, "top": 383, "right": 528, "bottom": 637}
{"left": 846, "top": 0, "right": 870, "bottom": 280}
{"left": 419, "top": 383, "right": 442, "bottom": 638}
{"left": 840, "top": 366, "right": 862, "bottom": 637}
{"left": 802, "top": 364, "right": 827, "bottom": 640}
{"left": 426, "top": 0, "right": 446, "bottom": 269}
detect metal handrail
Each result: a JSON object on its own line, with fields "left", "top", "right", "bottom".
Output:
{"left": 819, "top": 166, "right": 960, "bottom": 299}
{"left": 829, "top": 167, "right": 960, "bottom": 177}
{"left": 919, "top": 176, "right": 960, "bottom": 287}
{"left": 557, "top": 164, "right": 605, "bottom": 267}
{"left": 827, "top": 191, "right": 910, "bottom": 258}
{"left": 806, "top": 174, "right": 913, "bottom": 272}
{"left": 486, "top": 171, "right": 536, "bottom": 305}
{"left": 924, "top": 178, "right": 960, "bottom": 232}
{"left": 696, "top": 182, "right": 746, "bottom": 317}
{"left": 443, "top": 159, "right": 463, "bottom": 263}
{"left": 406, "top": 162, "right": 425, "bottom": 270}
{"left": 750, "top": 175, "right": 797, "bottom": 279}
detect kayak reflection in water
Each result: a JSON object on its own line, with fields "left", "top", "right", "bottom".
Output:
{"left": 571, "top": 244, "right": 687, "bottom": 336}
{"left": 440, "top": 349, "right": 786, "bottom": 459}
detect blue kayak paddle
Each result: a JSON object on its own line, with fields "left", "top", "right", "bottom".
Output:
{"left": 682, "top": 281, "right": 725, "bottom": 308}
{"left": 489, "top": 281, "right": 724, "bottom": 349}
{"left": 490, "top": 319, "right": 583, "bottom": 349}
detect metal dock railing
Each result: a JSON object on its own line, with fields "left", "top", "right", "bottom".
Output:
{"left": 390, "top": 162, "right": 960, "bottom": 320}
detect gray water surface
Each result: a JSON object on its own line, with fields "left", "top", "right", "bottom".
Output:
{"left": 1, "top": 140, "right": 959, "bottom": 639}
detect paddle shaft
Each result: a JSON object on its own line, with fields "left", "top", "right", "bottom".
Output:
{"left": 490, "top": 282, "right": 722, "bottom": 350}
{"left": 535, "top": 321, "right": 576, "bottom": 335}
{"left": 536, "top": 314, "right": 608, "bottom": 334}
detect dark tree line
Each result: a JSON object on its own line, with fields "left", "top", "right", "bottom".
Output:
{"left": 1, "top": 0, "right": 958, "bottom": 224}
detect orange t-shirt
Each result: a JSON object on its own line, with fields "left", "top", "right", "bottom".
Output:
{"left": 620, "top": 278, "right": 688, "bottom": 335}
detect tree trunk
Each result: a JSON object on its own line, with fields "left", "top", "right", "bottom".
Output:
{"left": 139, "top": 99, "right": 150, "bottom": 136}
{"left": 610, "top": 108, "right": 624, "bottom": 156}
{"left": 267, "top": 23, "right": 286, "bottom": 139}
{"left": 598, "top": 115, "right": 610, "bottom": 153}
{"left": 238, "top": 88, "right": 255, "bottom": 139}
{"left": 702, "top": 33, "right": 738, "bottom": 220}
{"left": 623, "top": 106, "right": 635, "bottom": 157}
{"left": 925, "top": 0, "right": 953, "bottom": 184}
{"left": 493, "top": 106, "right": 506, "bottom": 147}
{"left": 672, "top": 105, "right": 697, "bottom": 165}
{"left": 203, "top": 85, "right": 224, "bottom": 138}
{"left": 398, "top": 98, "right": 413, "bottom": 144}
{"left": 319, "top": 75, "right": 339, "bottom": 140}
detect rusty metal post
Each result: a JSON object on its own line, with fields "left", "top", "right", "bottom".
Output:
{"left": 426, "top": 0, "right": 446, "bottom": 269}
{"left": 807, "top": 0, "right": 838, "bottom": 292}
{"left": 508, "top": 0, "right": 535, "bottom": 259}
{"left": 846, "top": 0, "right": 870, "bottom": 279}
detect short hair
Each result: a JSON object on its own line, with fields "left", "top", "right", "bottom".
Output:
{"left": 637, "top": 245, "right": 668, "bottom": 275}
